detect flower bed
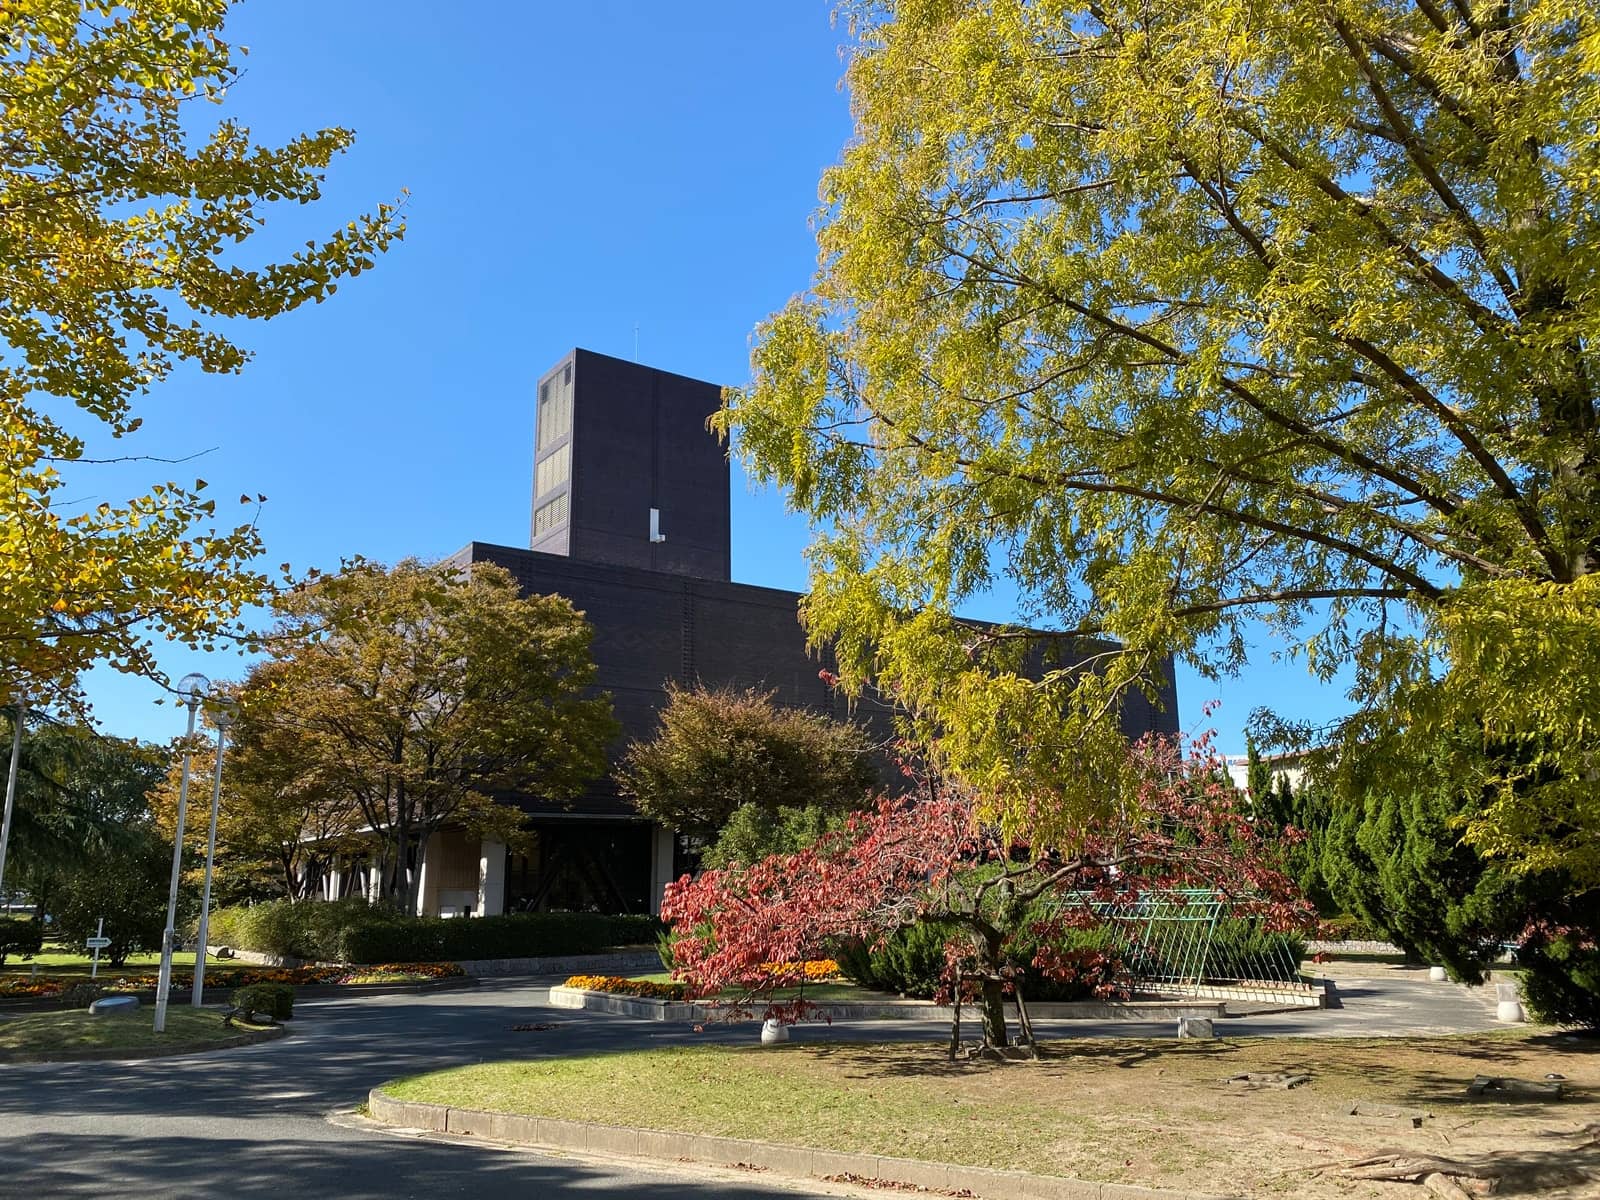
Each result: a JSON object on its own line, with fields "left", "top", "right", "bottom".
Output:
{"left": 765, "top": 958, "right": 842, "bottom": 982}
{"left": 563, "top": 974, "right": 687, "bottom": 1000}
{"left": 0, "top": 961, "right": 466, "bottom": 999}
{"left": 562, "top": 960, "right": 843, "bottom": 1002}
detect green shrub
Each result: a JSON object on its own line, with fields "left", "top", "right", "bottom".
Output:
{"left": 1518, "top": 932, "right": 1600, "bottom": 1028}
{"left": 205, "top": 901, "right": 662, "bottom": 965}
{"left": 203, "top": 897, "right": 405, "bottom": 961}
{"left": 655, "top": 927, "right": 677, "bottom": 972}
{"left": 834, "top": 922, "right": 954, "bottom": 998}
{"left": 232, "top": 982, "right": 294, "bottom": 1022}
{"left": 0, "top": 916, "right": 43, "bottom": 965}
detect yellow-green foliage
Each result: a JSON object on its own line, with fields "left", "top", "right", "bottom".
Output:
{"left": 0, "top": 1, "right": 403, "bottom": 711}
{"left": 721, "top": 0, "right": 1600, "bottom": 876}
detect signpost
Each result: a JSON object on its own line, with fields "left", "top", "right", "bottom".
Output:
{"left": 86, "top": 918, "right": 110, "bottom": 981}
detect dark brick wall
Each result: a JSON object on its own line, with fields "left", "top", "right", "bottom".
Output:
{"left": 563, "top": 349, "right": 731, "bottom": 580}
{"left": 451, "top": 542, "right": 1180, "bottom": 819}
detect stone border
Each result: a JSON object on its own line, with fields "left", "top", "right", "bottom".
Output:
{"left": 0, "top": 1021, "right": 287, "bottom": 1065}
{"left": 368, "top": 1087, "right": 1232, "bottom": 1200}
{"left": 547, "top": 985, "right": 1232, "bottom": 1023}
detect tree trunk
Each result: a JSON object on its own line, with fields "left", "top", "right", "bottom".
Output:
{"left": 979, "top": 976, "right": 1008, "bottom": 1048}
{"left": 947, "top": 968, "right": 962, "bottom": 1060}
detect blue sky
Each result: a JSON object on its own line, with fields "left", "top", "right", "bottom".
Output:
{"left": 77, "top": 0, "right": 1351, "bottom": 753}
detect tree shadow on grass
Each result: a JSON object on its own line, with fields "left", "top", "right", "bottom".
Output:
{"left": 788, "top": 1036, "right": 1247, "bottom": 1080}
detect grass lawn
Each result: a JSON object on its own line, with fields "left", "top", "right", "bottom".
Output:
{"left": 384, "top": 1032, "right": 1600, "bottom": 1199}
{"left": 0, "top": 1006, "right": 275, "bottom": 1059}
{"left": 627, "top": 972, "right": 878, "bottom": 1004}
{"left": 3, "top": 940, "right": 235, "bottom": 979}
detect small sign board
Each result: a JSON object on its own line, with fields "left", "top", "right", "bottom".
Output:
{"left": 85, "top": 937, "right": 112, "bottom": 950}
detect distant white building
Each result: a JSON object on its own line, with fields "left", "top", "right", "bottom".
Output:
{"left": 1224, "top": 749, "right": 1313, "bottom": 800}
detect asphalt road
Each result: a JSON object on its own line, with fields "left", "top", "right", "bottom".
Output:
{"left": 0, "top": 965, "right": 1501, "bottom": 1198}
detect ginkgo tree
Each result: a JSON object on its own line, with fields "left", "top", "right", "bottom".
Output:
{"left": 720, "top": 0, "right": 1600, "bottom": 878}
{"left": 0, "top": 0, "right": 403, "bottom": 713}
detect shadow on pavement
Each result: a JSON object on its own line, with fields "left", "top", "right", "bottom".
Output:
{"left": 2, "top": 1131, "right": 829, "bottom": 1199}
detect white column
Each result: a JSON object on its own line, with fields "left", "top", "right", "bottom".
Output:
{"left": 415, "top": 832, "right": 442, "bottom": 917}
{"left": 477, "top": 839, "right": 506, "bottom": 916}
{"left": 650, "top": 824, "right": 676, "bottom": 915}
{"left": 367, "top": 861, "right": 382, "bottom": 903}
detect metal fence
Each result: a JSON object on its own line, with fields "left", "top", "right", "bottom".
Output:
{"left": 1066, "top": 887, "right": 1318, "bottom": 1004}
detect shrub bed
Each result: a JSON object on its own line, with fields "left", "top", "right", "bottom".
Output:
{"left": 203, "top": 899, "right": 662, "bottom": 964}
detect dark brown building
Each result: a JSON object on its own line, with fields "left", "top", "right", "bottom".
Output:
{"left": 412, "top": 349, "right": 1177, "bottom": 918}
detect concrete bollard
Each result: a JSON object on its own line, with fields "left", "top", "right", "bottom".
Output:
{"left": 760, "top": 1019, "right": 789, "bottom": 1045}
{"left": 1177, "top": 1016, "right": 1214, "bottom": 1039}
{"left": 1428, "top": 966, "right": 1448, "bottom": 982}
{"left": 1495, "top": 980, "right": 1524, "bottom": 1023}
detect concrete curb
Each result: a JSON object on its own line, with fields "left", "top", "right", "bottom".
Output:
{"left": 546, "top": 986, "right": 1232, "bottom": 1024}
{"left": 0, "top": 1022, "right": 287, "bottom": 1065}
{"left": 368, "top": 1087, "right": 1233, "bottom": 1200}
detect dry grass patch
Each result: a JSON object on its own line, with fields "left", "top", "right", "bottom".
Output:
{"left": 384, "top": 1031, "right": 1600, "bottom": 1198}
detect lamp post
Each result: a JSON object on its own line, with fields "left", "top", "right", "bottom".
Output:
{"left": 191, "top": 701, "right": 234, "bottom": 1006}
{"left": 0, "top": 691, "right": 27, "bottom": 908}
{"left": 154, "top": 673, "right": 209, "bottom": 1034}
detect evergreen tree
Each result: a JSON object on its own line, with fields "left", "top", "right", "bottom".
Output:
{"left": 1321, "top": 738, "right": 1598, "bottom": 1026}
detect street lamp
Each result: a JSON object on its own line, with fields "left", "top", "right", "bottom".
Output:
{"left": 0, "top": 689, "right": 28, "bottom": 908}
{"left": 154, "top": 673, "right": 209, "bottom": 1034}
{"left": 191, "top": 700, "right": 235, "bottom": 1006}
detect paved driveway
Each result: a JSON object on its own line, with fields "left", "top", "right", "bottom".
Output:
{"left": 0, "top": 965, "right": 1503, "bottom": 1198}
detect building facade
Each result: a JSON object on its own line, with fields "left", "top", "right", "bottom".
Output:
{"left": 410, "top": 348, "right": 1179, "bottom": 917}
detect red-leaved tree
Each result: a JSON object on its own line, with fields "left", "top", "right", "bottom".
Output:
{"left": 661, "top": 735, "right": 1311, "bottom": 1058}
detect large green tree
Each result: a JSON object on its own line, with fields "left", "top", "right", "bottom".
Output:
{"left": 0, "top": 0, "right": 402, "bottom": 712}
{"left": 245, "top": 560, "right": 617, "bottom": 912}
{"left": 0, "top": 714, "right": 165, "bottom": 918}
{"left": 615, "top": 683, "right": 882, "bottom": 849}
{"left": 721, "top": 0, "right": 1600, "bottom": 873}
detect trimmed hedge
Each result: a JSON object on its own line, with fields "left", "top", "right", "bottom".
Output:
{"left": 335, "top": 912, "right": 663, "bottom": 964}
{"left": 203, "top": 899, "right": 662, "bottom": 965}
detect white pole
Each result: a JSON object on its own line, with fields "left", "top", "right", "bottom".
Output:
{"left": 0, "top": 697, "right": 27, "bottom": 904}
{"left": 154, "top": 681, "right": 205, "bottom": 1034}
{"left": 91, "top": 917, "right": 103, "bottom": 981}
{"left": 191, "top": 715, "right": 230, "bottom": 1006}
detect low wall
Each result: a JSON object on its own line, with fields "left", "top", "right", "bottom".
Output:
{"left": 546, "top": 986, "right": 1229, "bottom": 1023}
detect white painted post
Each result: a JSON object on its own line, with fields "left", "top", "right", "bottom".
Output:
{"left": 192, "top": 710, "right": 232, "bottom": 1006}
{"left": 649, "top": 824, "right": 675, "bottom": 915}
{"left": 0, "top": 696, "right": 25, "bottom": 905}
{"left": 477, "top": 839, "right": 507, "bottom": 916}
{"left": 154, "top": 675, "right": 208, "bottom": 1034}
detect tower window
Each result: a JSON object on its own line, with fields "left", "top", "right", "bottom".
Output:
{"left": 536, "top": 445, "right": 570, "bottom": 497}
{"left": 533, "top": 493, "right": 568, "bottom": 537}
{"left": 537, "top": 366, "right": 573, "bottom": 451}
